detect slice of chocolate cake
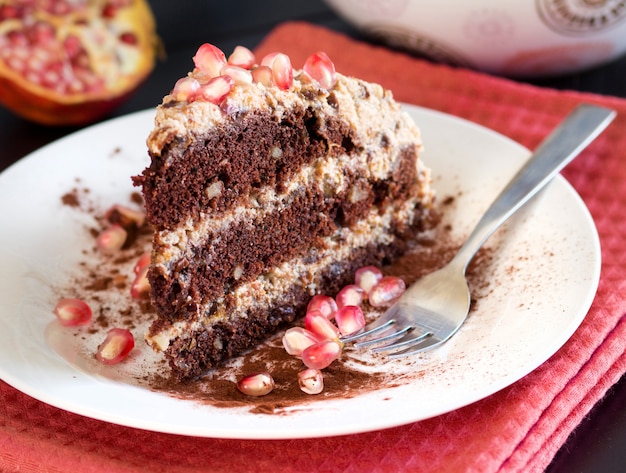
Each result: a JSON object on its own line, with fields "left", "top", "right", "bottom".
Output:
{"left": 134, "top": 45, "right": 436, "bottom": 380}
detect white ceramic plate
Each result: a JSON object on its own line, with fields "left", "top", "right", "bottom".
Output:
{"left": 0, "top": 105, "right": 600, "bottom": 439}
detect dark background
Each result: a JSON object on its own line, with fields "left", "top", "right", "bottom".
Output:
{"left": 0, "top": 1, "right": 624, "bottom": 471}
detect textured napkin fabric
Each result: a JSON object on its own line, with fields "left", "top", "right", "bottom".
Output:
{"left": 1, "top": 22, "right": 625, "bottom": 473}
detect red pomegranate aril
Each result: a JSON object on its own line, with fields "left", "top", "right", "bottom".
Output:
{"left": 237, "top": 373, "right": 275, "bottom": 397}
{"left": 305, "top": 310, "right": 340, "bottom": 341}
{"left": 53, "top": 298, "right": 92, "bottom": 326}
{"left": 220, "top": 64, "right": 252, "bottom": 86}
{"left": 355, "top": 266, "right": 383, "bottom": 295}
{"left": 302, "top": 51, "right": 337, "bottom": 89}
{"left": 119, "top": 32, "right": 138, "bottom": 46}
{"left": 298, "top": 368, "right": 324, "bottom": 395}
{"left": 96, "top": 224, "right": 127, "bottom": 255}
{"left": 307, "top": 294, "right": 338, "bottom": 320}
{"left": 133, "top": 251, "right": 151, "bottom": 275}
{"left": 271, "top": 53, "right": 293, "bottom": 90}
{"left": 251, "top": 65, "right": 273, "bottom": 87}
{"left": 191, "top": 75, "right": 234, "bottom": 104}
{"left": 302, "top": 340, "right": 342, "bottom": 370}
{"left": 369, "top": 276, "right": 406, "bottom": 307}
{"left": 260, "top": 51, "right": 280, "bottom": 67}
{"left": 193, "top": 43, "right": 227, "bottom": 78}
{"left": 104, "top": 204, "right": 145, "bottom": 229}
{"left": 335, "top": 284, "right": 365, "bottom": 309}
{"left": 227, "top": 45, "right": 255, "bottom": 69}
{"left": 282, "top": 326, "right": 320, "bottom": 357}
{"left": 172, "top": 76, "right": 200, "bottom": 101}
{"left": 96, "top": 328, "right": 135, "bottom": 365}
{"left": 29, "top": 21, "right": 55, "bottom": 45}
{"left": 335, "top": 305, "right": 366, "bottom": 336}
{"left": 130, "top": 265, "right": 150, "bottom": 299}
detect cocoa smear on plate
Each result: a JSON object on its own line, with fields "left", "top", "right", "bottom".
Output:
{"left": 57, "top": 189, "right": 494, "bottom": 414}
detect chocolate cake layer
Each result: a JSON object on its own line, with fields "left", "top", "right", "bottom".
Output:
{"left": 155, "top": 237, "right": 417, "bottom": 380}
{"left": 148, "top": 144, "right": 421, "bottom": 322}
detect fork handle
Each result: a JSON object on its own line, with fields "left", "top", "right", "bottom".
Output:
{"left": 452, "top": 103, "right": 616, "bottom": 273}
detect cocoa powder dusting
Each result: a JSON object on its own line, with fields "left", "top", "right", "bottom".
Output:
{"left": 52, "top": 190, "right": 495, "bottom": 415}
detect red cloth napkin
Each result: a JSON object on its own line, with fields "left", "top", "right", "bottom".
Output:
{"left": 1, "top": 22, "right": 625, "bottom": 473}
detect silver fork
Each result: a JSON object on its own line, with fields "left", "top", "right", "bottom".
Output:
{"left": 341, "top": 103, "right": 616, "bottom": 357}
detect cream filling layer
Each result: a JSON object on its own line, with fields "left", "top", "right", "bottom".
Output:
{"left": 146, "top": 196, "right": 424, "bottom": 352}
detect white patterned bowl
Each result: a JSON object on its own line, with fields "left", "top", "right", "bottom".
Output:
{"left": 325, "top": 0, "right": 626, "bottom": 77}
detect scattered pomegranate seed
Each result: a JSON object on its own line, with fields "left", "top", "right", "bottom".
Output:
{"left": 355, "top": 266, "right": 383, "bottom": 295}
{"left": 96, "top": 328, "right": 135, "bottom": 365}
{"left": 96, "top": 224, "right": 127, "bottom": 255}
{"left": 335, "top": 284, "right": 365, "bottom": 309}
{"left": 172, "top": 76, "right": 200, "bottom": 101}
{"left": 191, "top": 75, "right": 234, "bottom": 104}
{"left": 237, "top": 373, "right": 275, "bottom": 397}
{"left": 305, "top": 310, "right": 340, "bottom": 341}
{"left": 335, "top": 305, "right": 366, "bottom": 336}
{"left": 307, "top": 294, "right": 338, "bottom": 320}
{"left": 53, "top": 298, "right": 92, "bottom": 326}
{"left": 368, "top": 276, "right": 406, "bottom": 307}
{"left": 282, "top": 327, "right": 320, "bottom": 357}
{"left": 298, "top": 368, "right": 324, "bottom": 395}
{"left": 220, "top": 64, "right": 253, "bottom": 86}
{"left": 271, "top": 53, "right": 293, "bottom": 90}
{"left": 130, "top": 265, "right": 151, "bottom": 299}
{"left": 104, "top": 204, "right": 145, "bottom": 229}
{"left": 227, "top": 45, "right": 255, "bottom": 69}
{"left": 133, "top": 251, "right": 151, "bottom": 275}
{"left": 251, "top": 65, "right": 273, "bottom": 87}
{"left": 303, "top": 52, "right": 337, "bottom": 89}
{"left": 192, "top": 43, "right": 227, "bottom": 78}
{"left": 302, "top": 340, "right": 343, "bottom": 370}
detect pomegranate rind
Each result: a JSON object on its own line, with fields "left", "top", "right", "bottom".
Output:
{"left": 0, "top": 0, "right": 160, "bottom": 125}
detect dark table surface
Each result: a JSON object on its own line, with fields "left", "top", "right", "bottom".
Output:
{"left": 0, "top": 1, "right": 624, "bottom": 472}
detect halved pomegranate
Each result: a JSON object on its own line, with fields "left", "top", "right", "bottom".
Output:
{"left": 0, "top": 0, "right": 160, "bottom": 125}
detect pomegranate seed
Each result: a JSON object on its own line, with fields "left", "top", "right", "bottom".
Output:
{"left": 305, "top": 310, "right": 340, "bottom": 341}
{"left": 53, "top": 298, "right": 92, "bottom": 326}
{"left": 220, "top": 65, "right": 253, "bottom": 86}
{"left": 282, "top": 327, "right": 320, "bottom": 357}
{"left": 251, "top": 65, "right": 273, "bottom": 87}
{"left": 133, "top": 251, "right": 151, "bottom": 275}
{"left": 96, "top": 224, "right": 127, "bottom": 255}
{"left": 96, "top": 328, "right": 135, "bottom": 365}
{"left": 104, "top": 204, "right": 145, "bottom": 229}
{"left": 29, "top": 21, "right": 55, "bottom": 45}
{"left": 0, "top": 5, "right": 22, "bottom": 21}
{"left": 191, "top": 75, "right": 234, "bottom": 104}
{"left": 172, "top": 76, "right": 200, "bottom": 101}
{"left": 228, "top": 45, "right": 255, "bottom": 69}
{"left": 335, "top": 305, "right": 366, "bottom": 336}
{"left": 119, "top": 32, "right": 138, "bottom": 46}
{"left": 335, "top": 284, "right": 365, "bottom": 309}
{"left": 271, "top": 53, "right": 293, "bottom": 90}
{"left": 298, "top": 368, "right": 324, "bottom": 395}
{"left": 307, "top": 294, "right": 338, "bottom": 320}
{"left": 130, "top": 265, "right": 151, "bottom": 299}
{"left": 369, "top": 276, "right": 406, "bottom": 307}
{"left": 302, "top": 340, "right": 342, "bottom": 370}
{"left": 193, "top": 43, "right": 227, "bottom": 78}
{"left": 303, "top": 52, "right": 337, "bottom": 89}
{"left": 355, "top": 266, "right": 383, "bottom": 295}
{"left": 237, "top": 373, "right": 275, "bottom": 397}
{"left": 260, "top": 52, "right": 280, "bottom": 67}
